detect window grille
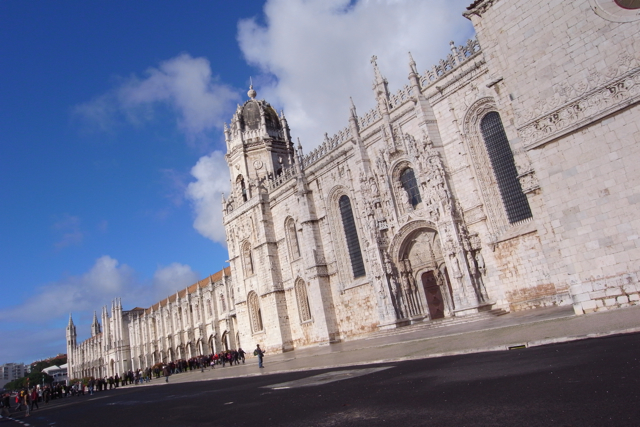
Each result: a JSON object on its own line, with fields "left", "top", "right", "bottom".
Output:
{"left": 400, "top": 168, "right": 422, "bottom": 208}
{"left": 339, "top": 195, "right": 365, "bottom": 278}
{"left": 480, "top": 112, "right": 532, "bottom": 223}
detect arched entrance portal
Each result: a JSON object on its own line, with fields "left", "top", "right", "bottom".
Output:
{"left": 208, "top": 335, "right": 215, "bottom": 354}
{"left": 392, "top": 223, "right": 454, "bottom": 321}
{"left": 221, "top": 331, "right": 230, "bottom": 351}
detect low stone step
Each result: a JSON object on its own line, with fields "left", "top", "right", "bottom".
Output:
{"left": 361, "top": 311, "right": 497, "bottom": 341}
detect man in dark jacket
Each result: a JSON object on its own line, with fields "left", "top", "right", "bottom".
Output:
{"left": 255, "top": 344, "right": 265, "bottom": 368}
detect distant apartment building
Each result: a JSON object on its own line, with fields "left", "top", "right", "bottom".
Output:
{"left": 0, "top": 363, "right": 27, "bottom": 388}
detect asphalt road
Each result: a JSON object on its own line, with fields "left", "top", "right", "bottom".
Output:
{"left": 3, "top": 333, "right": 639, "bottom": 427}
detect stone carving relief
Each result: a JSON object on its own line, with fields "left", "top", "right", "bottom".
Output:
{"left": 398, "top": 259, "right": 422, "bottom": 317}
{"left": 222, "top": 193, "right": 235, "bottom": 215}
{"left": 383, "top": 251, "right": 405, "bottom": 319}
{"left": 517, "top": 53, "right": 640, "bottom": 148}
{"left": 235, "top": 215, "right": 255, "bottom": 242}
{"left": 359, "top": 170, "right": 393, "bottom": 237}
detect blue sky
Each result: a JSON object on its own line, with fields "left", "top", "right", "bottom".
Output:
{"left": 0, "top": 0, "right": 474, "bottom": 364}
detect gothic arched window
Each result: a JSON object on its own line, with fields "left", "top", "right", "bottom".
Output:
{"left": 480, "top": 112, "right": 532, "bottom": 223}
{"left": 220, "top": 294, "right": 227, "bottom": 313}
{"left": 242, "top": 241, "right": 254, "bottom": 276}
{"left": 400, "top": 168, "right": 422, "bottom": 208}
{"left": 236, "top": 175, "right": 247, "bottom": 202}
{"left": 295, "top": 279, "right": 312, "bottom": 323}
{"left": 339, "top": 195, "right": 365, "bottom": 278}
{"left": 286, "top": 217, "right": 301, "bottom": 259}
{"left": 247, "top": 291, "right": 263, "bottom": 333}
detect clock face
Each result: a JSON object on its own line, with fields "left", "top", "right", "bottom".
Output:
{"left": 253, "top": 160, "right": 264, "bottom": 170}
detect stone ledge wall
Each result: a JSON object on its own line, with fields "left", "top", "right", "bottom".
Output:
{"left": 571, "top": 271, "right": 640, "bottom": 314}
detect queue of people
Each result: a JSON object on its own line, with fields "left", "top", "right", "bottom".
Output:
{"left": 0, "top": 347, "right": 258, "bottom": 418}
{"left": 156, "top": 348, "right": 247, "bottom": 382}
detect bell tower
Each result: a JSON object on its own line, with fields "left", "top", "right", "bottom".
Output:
{"left": 66, "top": 313, "right": 77, "bottom": 378}
{"left": 222, "top": 85, "right": 296, "bottom": 352}
{"left": 224, "top": 85, "right": 294, "bottom": 202}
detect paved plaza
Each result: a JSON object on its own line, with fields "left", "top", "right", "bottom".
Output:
{"left": 128, "top": 304, "right": 640, "bottom": 386}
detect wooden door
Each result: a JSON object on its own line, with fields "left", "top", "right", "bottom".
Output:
{"left": 422, "top": 271, "right": 445, "bottom": 320}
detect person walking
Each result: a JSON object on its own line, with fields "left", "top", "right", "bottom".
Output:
{"left": 23, "top": 389, "right": 31, "bottom": 417}
{"left": 30, "top": 388, "right": 39, "bottom": 411}
{"left": 254, "top": 344, "right": 265, "bottom": 368}
{"left": 163, "top": 365, "right": 171, "bottom": 383}
{"left": 1, "top": 392, "right": 11, "bottom": 417}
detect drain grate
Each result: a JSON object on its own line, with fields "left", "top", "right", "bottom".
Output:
{"left": 508, "top": 344, "right": 527, "bottom": 350}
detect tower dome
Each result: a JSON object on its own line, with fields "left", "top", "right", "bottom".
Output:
{"left": 239, "top": 89, "right": 282, "bottom": 133}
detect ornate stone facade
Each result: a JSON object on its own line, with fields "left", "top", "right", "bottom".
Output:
{"left": 69, "top": 0, "right": 640, "bottom": 368}
{"left": 66, "top": 268, "right": 234, "bottom": 379}
{"left": 224, "top": 0, "right": 640, "bottom": 353}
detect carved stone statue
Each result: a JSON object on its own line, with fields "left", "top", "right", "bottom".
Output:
{"left": 398, "top": 184, "right": 410, "bottom": 207}
{"left": 451, "top": 254, "right": 461, "bottom": 278}
{"left": 466, "top": 251, "right": 477, "bottom": 275}
{"left": 475, "top": 251, "right": 486, "bottom": 276}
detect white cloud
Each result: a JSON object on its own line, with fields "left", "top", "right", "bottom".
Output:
{"left": 0, "top": 256, "right": 136, "bottom": 324}
{"left": 0, "top": 256, "right": 203, "bottom": 363}
{"left": 186, "top": 150, "right": 231, "bottom": 245}
{"left": 74, "top": 53, "right": 240, "bottom": 141}
{"left": 237, "top": 0, "right": 475, "bottom": 150}
{"left": 152, "top": 262, "right": 200, "bottom": 301}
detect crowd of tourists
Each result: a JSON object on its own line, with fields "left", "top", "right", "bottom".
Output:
{"left": 0, "top": 384, "right": 63, "bottom": 418}
{"left": 0, "top": 348, "right": 249, "bottom": 418}
{"left": 157, "top": 348, "right": 247, "bottom": 382}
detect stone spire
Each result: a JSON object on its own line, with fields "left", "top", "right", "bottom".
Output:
{"left": 408, "top": 51, "right": 419, "bottom": 76}
{"left": 295, "top": 138, "right": 305, "bottom": 173}
{"left": 370, "top": 55, "right": 390, "bottom": 116}
{"left": 349, "top": 97, "right": 358, "bottom": 120}
{"left": 348, "top": 96, "right": 361, "bottom": 140}
{"left": 91, "top": 310, "right": 101, "bottom": 337}
{"left": 371, "top": 55, "right": 385, "bottom": 87}
{"left": 407, "top": 51, "right": 422, "bottom": 93}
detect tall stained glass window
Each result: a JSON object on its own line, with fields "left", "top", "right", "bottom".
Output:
{"left": 339, "top": 195, "right": 365, "bottom": 278}
{"left": 480, "top": 112, "right": 532, "bottom": 223}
